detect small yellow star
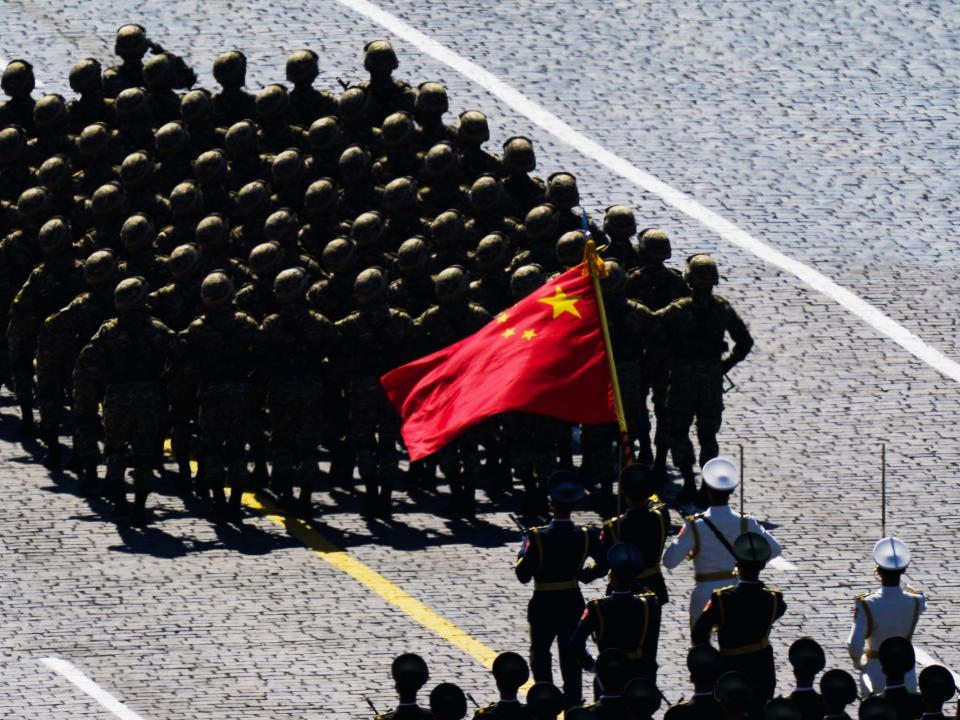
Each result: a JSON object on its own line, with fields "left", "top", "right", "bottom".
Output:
{"left": 502, "top": 327, "right": 516, "bottom": 338}
{"left": 496, "top": 312, "right": 510, "bottom": 324}
{"left": 538, "top": 285, "right": 582, "bottom": 319}
{"left": 522, "top": 329, "right": 537, "bottom": 340}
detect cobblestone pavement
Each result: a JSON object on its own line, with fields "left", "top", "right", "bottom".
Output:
{"left": 1, "top": 0, "right": 960, "bottom": 717}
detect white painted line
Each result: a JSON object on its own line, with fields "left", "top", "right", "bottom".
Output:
{"left": 914, "top": 647, "right": 960, "bottom": 685}
{"left": 39, "top": 657, "right": 149, "bottom": 720}
{"left": 336, "top": 0, "right": 960, "bottom": 385}
{"left": 768, "top": 555, "right": 798, "bottom": 571}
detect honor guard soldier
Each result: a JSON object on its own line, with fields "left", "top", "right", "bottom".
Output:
{"left": 877, "top": 638, "right": 922, "bottom": 719}
{"left": 525, "top": 683, "right": 564, "bottom": 720}
{"left": 570, "top": 543, "right": 662, "bottom": 690}
{"left": 430, "top": 684, "right": 468, "bottom": 720}
{"left": 663, "top": 646, "right": 724, "bottom": 719}
{"left": 858, "top": 696, "right": 897, "bottom": 720}
{"left": 473, "top": 652, "right": 531, "bottom": 719}
{"left": 847, "top": 537, "right": 926, "bottom": 695}
{"left": 515, "top": 471, "right": 603, "bottom": 708}
{"left": 662, "top": 457, "right": 782, "bottom": 626}
{"left": 623, "top": 678, "right": 662, "bottom": 720}
{"left": 820, "top": 669, "right": 859, "bottom": 720}
{"left": 787, "top": 638, "right": 827, "bottom": 720}
{"left": 692, "top": 532, "right": 787, "bottom": 709}
{"left": 376, "top": 653, "right": 433, "bottom": 719}
{"left": 765, "top": 698, "right": 803, "bottom": 720}
{"left": 583, "top": 648, "right": 632, "bottom": 719}
{"left": 715, "top": 672, "right": 755, "bottom": 720}
{"left": 917, "top": 665, "right": 955, "bottom": 719}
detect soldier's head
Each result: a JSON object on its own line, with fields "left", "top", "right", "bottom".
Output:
{"left": 639, "top": 228, "right": 671, "bottom": 262}
{"left": 17, "top": 186, "right": 53, "bottom": 227}
{"left": 686, "top": 645, "right": 723, "bottom": 693}
{"left": 363, "top": 40, "right": 398, "bottom": 80}
{"left": 271, "top": 149, "right": 306, "bottom": 188}
{"left": 224, "top": 120, "right": 258, "bottom": 159}
{"left": 167, "top": 244, "right": 199, "bottom": 280}
{"left": 525, "top": 683, "right": 564, "bottom": 720}
{"left": 256, "top": 83, "right": 290, "bottom": 123}
{"left": 474, "top": 232, "right": 508, "bottom": 272}
{"left": 702, "top": 456, "right": 739, "bottom": 505}
{"left": 114, "top": 87, "right": 150, "bottom": 124}
{"left": 181, "top": 88, "right": 214, "bottom": 126}
{"left": 120, "top": 151, "right": 155, "bottom": 191}
{"left": 1, "top": 59, "right": 34, "bottom": 99}
{"left": 433, "top": 266, "right": 468, "bottom": 306}
{"left": 120, "top": 213, "right": 157, "bottom": 253}
{"left": 502, "top": 136, "right": 536, "bottom": 174}
{"left": 732, "top": 532, "right": 771, "bottom": 581}
{"left": 684, "top": 254, "right": 719, "bottom": 294}
{"left": 34, "top": 94, "right": 68, "bottom": 134}
{"left": 114, "top": 276, "right": 148, "bottom": 314}
{"left": 114, "top": 24, "right": 149, "bottom": 61}
{"left": 274, "top": 267, "right": 309, "bottom": 305}
{"left": 545, "top": 470, "right": 584, "bottom": 518}
{"left": 264, "top": 208, "right": 298, "bottom": 246}
{"left": 0, "top": 126, "right": 26, "bottom": 165}
{"left": 154, "top": 120, "right": 190, "bottom": 159}
{"left": 430, "top": 209, "right": 465, "bottom": 250}
{"left": 523, "top": 204, "right": 559, "bottom": 245}
{"left": 390, "top": 652, "right": 428, "bottom": 702}
{"left": 212, "top": 50, "right": 247, "bottom": 89}
{"left": 78, "top": 122, "right": 113, "bottom": 160}
{"left": 469, "top": 174, "right": 502, "bottom": 215}
{"left": 788, "top": 637, "right": 826, "bottom": 689}
{"left": 285, "top": 49, "right": 318, "bottom": 86}
{"left": 546, "top": 172, "right": 579, "bottom": 210}
{"left": 38, "top": 216, "right": 71, "bottom": 256}
{"left": 143, "top": 53, "right": 175, "bottom": 92}
{"left": 338, "top": 144, "right": 371, "bottom": 185}
{"left": 396, "top": 237, "right": 430, "bottom": 277}
{"left": 337, "top": 86, "right": 369, "bottom": 123}
{"left": 878, "top": 637, "right": 915, "bottom": 685}
{"left": 603, "top": 205, "right": 637, "bottom": 242}
{"left": 37, "top": 155, "right": 73, "bottom": 193}
{"left": 91, "top": 182, "right": 128, "bottom": 222}
{"left": 623, "top": 678, "right": 661, "bottom": 720}
{"left": 491, "top": 652, "right": 529, "bottom": 700}
{"left": 308, "top": 116, "right": 341, "bottom": 151}
{"left": 69, "top": 58, "right": 103, "bottom": 96}
{"left": 619, "top": 463, "right": 655, "bottom": 508}
{"left": 236, "top": 180, "right": 270, "bottom": 219}
{"left": 606, "top": 542, "right": 645, "bottom": 590}
{"left": 716, "top": 671, "right": 754, "bottom": 719}
{"left": 193, "top": 149, "right": 228, "bottom": 187}
{"left": 919, "top": 665, "right": 956, "bottom": 715}
{"left": 381, "top": 111, "right": 415, "bottom": 150}
{"left": 247, "top": 241, "right": 284, "bottom": 280}
{"left": 510, "top": 263, "right": 545, "bottom": 301}
{"left": 195, "top": 213, "right": 229, "bottom": 253}
{"left": 170, "top": 180, "right": 204, "bottom": 220}
{"left": 595, "top": 649, "right": 631, "bottom": 696}
{"left": 382, "top": 176, "right": 418, "bottom": 216}
{"left": 819, "top": 669, "right": 858, "bottom": 715}
{"left": 428, "top": 683, "right": 467, "bottom": 720}
{"left": 304, "top": 178, "right": 338, "bottom": 217}
{"left": 858, "top": 696, "right": 897, "bottom": 720}
{"left": 422, "top": 141, "right": 459, "bottom": 182}
{"left": 763, "top": 698, "right": 802, "bottom": 720}
{"left": 457, "top": 110, "right": 489, "bottom": 147}
{"left": 200, "top": 271, "right": 235, "bottom": 309}
{"left": 321, "top": 237, "right": 356, "bottom": 275}
{"left": 353, "top": 266, "right": 388, "bottom": 307}
{"left": 83, "top": 249, "right": 119, "bottom": 288}
{"left": 351, "top": 211, "right": 384, "bottom": 248}
{"left": 414, "top": 81, "right": 448, "bottom": 125}
{"left": 873, "top": 536, "right": 910, "bottom": 585}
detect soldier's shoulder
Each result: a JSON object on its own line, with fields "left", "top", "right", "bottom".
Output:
{"left": 714, "top": 583, "right": 738, "bottom": 596}
{"left": 684, "top": 511, "right": 704, "bottom": 522}
{"left": 474, "top": 702, "right": 498, "bottom": 716}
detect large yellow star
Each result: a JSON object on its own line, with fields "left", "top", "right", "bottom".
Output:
{"left": 538, "top": 286, "right": 582, "bottom": 319}
{"left": 496, "top": 312, "right": 510, "bottom": 324}
{"left": 502, "top": 327, "right": 516, "bottom": 338}
{"left": 522, "top": 329, "right": 537, "bottom": 340}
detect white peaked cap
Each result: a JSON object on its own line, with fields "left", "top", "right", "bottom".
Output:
{"left": 873, "top": 536, "right": 910, "bottom": 570}
{"left": 702, "top": 457, "right": 739, "bottom": 491}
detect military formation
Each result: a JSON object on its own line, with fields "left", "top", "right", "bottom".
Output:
{"left": 0, "top": 24, "right": 753, "bottom": 526}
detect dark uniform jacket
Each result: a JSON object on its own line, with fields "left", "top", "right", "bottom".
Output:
{"left": 593, "top": 500, "right": 671, "bottom": 604}
{"left": 569, "top": 590, "right": 661, "bottom": 675}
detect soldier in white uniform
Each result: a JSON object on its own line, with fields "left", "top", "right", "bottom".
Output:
{"left": 847, "top": 536, "right": 926, "bottom": 696}
{"left": 661, "top": 456, "right": 782, "bottom": 628}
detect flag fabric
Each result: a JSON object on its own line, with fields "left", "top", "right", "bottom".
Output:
{"left": 381, "top": 263, "right": 616, "bottom": 461}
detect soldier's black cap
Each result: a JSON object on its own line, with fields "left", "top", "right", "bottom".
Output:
{"left": 391, "top": 653, "right": 428, "bottom": 690}
{"left": 686, "top": 645, "right": 723, "bottom": 684}
{"left": 819, "top": 669, "right": 857, "bottom": 707}
{"left": 595, "top": 648, "right": 631, "bottom": 691}
{"left": 525, "top": 682, "right": 564, "bottom": 720}
{"left": 919, "top": 665, "right": 956, "bottom": 704}
{"left": 858, "top": 696, "right": 897, "bottom": 720}
{"left": 716, "top": 672, "right": 754, "bottom": 711}
{"left": 564, "top": 708, "right": 596, "bottom": 720}
{"left": 623, "top": 678, "right": 662, "bottom": 718}
{"left": 878, "top": 636, "right": 915, "bottom": 676}
{"left": 788, "top": 637, "right": 826, "bottom": 674}
{"left": 607, "top": 542, "right": 645, "bottom": 583}
{"left": 763, "top": 697, "right": 802, "bottom": 720}
{"left": 733, "top": 532, "right": 772, "bottom": 564}
{"left": 492, "top": 651, "right": 529, "bottom": 689}
{"left": 620, "top": 463, "right": 655, "bottom": 500}
{"left": 429, "top": 682, "right": 467, "bottom": 720}
{"left": 547, "top": 470, "right": 585, "bottom": 505}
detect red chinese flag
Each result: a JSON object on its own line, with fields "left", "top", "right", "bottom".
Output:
{"left": 381, "top": 264, "right": 616, "bottom": 461}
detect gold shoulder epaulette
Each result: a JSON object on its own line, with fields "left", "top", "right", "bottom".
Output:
{"left": 684, "top": 512, "right": 703, "bottom": 522}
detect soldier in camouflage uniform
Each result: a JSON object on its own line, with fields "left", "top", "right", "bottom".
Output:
{"left": 256, "top": 84, "right": 301, "bottom": 156}
{"left": 388, "top": 237, "right": 436, "bottom": 319}
{"left": 118, "top": 213, "right": 167, "bottom": 287}
{"left": 74, "top": 277, "right": 180, "bottom": 525}
{"left": 500, "top": 136, "right": 546, "bottom": 219}
{"left": 457, "top": 111, "right": 500, "bottom": 183}
{"left": 67, "top": 58, "right": 111, "bottom": 132}
{"left": 469, "top": 232, "right": 513, "bottom": 315}
{"left": 304, "top": 117, "right": 344, "bottom": 180}
{"left": 211, "top": 51, "right": 256, "bottom": 127}
{"left": 102, "top": 24, "right": 151, "bottom": 98}
{"left": 335, "top": 267, "right": 415, "bottom": 518}
{"left": 601, "top": 206, "right": 642, "bottom": 272}
{"left": 299, "top": 178, "right": 348, "bottom": 257}
{"left": 358, "top": 40, "right": 416, "bottom": 127}
{"left": 0, "top": 60, "right": 37, "bottom": 134}
{"left": 308, "top": 237, "right": 360, "bottom": 322}
{"left": 429, "top": 210, "right": 472, "bottom": 271}
{"left": 414, "top": 82, "right": 456, "bottom": 150}
{"left": 286, "top": 50, "right": 337, "bottom": 129}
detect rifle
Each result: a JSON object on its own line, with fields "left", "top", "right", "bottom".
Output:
{"left": 364, "top": 697, "right": 380, "bottom": 716}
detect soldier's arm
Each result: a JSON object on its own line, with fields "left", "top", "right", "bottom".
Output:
{"left": 662, "top": 519, "right": 695, "bottom": 569}
{"left": 846, "top": 599, "right": 867, "bottom": 667}
{"left": 722, "top": 302, "right": 754, "bottom": 373}
{"left": 691, "top": 594, "right": 719, "bottom": 646}
{"left": 642, "top": 596, "right": 662, "bottom": 669}
{"left": 514, "top": 530, "right": 538, "bottom": 584}
{"left": 568, "top": 604, "right": 598, "bottom": 671}
{"left": 746, "top": 517, "right": 782, "bottom": 560}
{"left": 578, "top": 525, "right": 607, "bottom": 583}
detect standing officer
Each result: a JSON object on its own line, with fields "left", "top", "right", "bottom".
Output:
{"left": 473, "top": 652, "right": 531, "bottom": 718}
{"left": 662, "top": 456, "right": 781, "bottom": 626}
{"left": 515, "top": 471, "right": 603, "bottom": 708}
{"left": 692, "top": 532, "right": 787, "bottom": 709}
{"left": 847, "top": 537, "right": 926, "bottom": 695}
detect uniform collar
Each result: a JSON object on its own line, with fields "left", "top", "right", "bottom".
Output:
{"left": 880, "top": 585, "right": 903, "bottom": 596}
{"left": 612, "top": 591, "right": 633, "bottom": 596}
{"left": 550, "top": 518, "right": 573, "bottom": 524}
{"left": 692, "top": 691, "right": 714, "bottom": 699}
{"left": 498, "top": 699, "right": 519, "bottom": 704}
{"left": 738, "top": 579, "right": 762, "bottom": 585}
{"left": 599, "top": 694, "right": 621, "bottom": 700}
{"left": 397, "top": 701, "right": 419, "bottom": 707}
{"left": 884, "top": 683, "right": 905, "bottom": 690}
{"left": 793, "top": 687, "right": 814, "bottom": 692}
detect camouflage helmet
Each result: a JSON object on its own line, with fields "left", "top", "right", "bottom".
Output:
{"left": 381, "top": 111, "right": 415, "bottom": 148}
{"left": 169, "top": 180, "right": 204, "bottom": 217}
{"left": 353, "top": 266, "right": 388, "bottom": 305}
{"left": 337, "top": 86, "right": 369, "bottom": 121}
{"left": 37, "top": 154, "right": 73, "bottom": 191}
{"left": 167, "top": 243, "right": 199, "bottom": 279}
{"left": 422, "top": 142, "right": 458, "bottom": 179}
{"left": 475, "top": 232, "right": 508, "bottom": 270}
{"left": 236, "top": 180, "right": 270, "bottom": 216}
{"left": 546, "top": 172, "right": 579, "bottom": 210}
{"left": 415, "top": 81, "right": 449, "bottom": 117}
{"left": 195, "top": 213, "right": 229, "bottom": 249}
{"left": 248, "top": 241, "right": 284, "bottom": 276}
{"left": 304, "top": 178, "right": 338, "bottom": 215}
{"left": 639, "top": 228, "right": 671, "bottom": 261}
{"left": 469, "top": 174, "right": 502, "bottom": 214}
{"left": 271, "top": 148, "right": 305, "bottom": 184}
{"left": 601, "top": 259, "right": 626, "bottom": 295}
{"left": 33, "top": 94, "right": 68, "bottom": 130}
{"left": 0, "top": 126, "right": 26, "bottom": 162}
{"left": 263, "top": 208, "right": 298, "bottom": 243}
{"left": 155, "top": 120, "right": 190, "bottom": 157}
{"left": 338, "top": 144, "right": 371, "bottom": 183}
{"left": 90, "top": 182, "right": 126, "bottom": 218}
{"left": 38, "top": 216, "right": 71, "bottom": 254}
{"left": 604, "top": 205, "right": 637, "bottom": 238}
{"left": 322, "top": 236, "right": 357, "bottom": 274}
{"left": 286, "top": 49, "right": 319, "bottom": 85}
{"left": 69, "top": 58, "right": 103, "bottom": 95}
{"left": 143, "top": 53, "right": 174, "bottom": 91}
{"left": 363, "top": 40, "right": 399, "bottom": 73}
{"left": 114, "top": 87, "right": 149, "bottom": 120}
{"left": 225, "top": 120, "right": 258, "bottom": 156}
{"left": 83, "top": 249, "right": 118, "bottom": 286}
{"left": 114, "top": 24, "right": 149, "bottom": 58}
{"left": 434, "top": 266, "right": 468, "bottom": 303}
{"left": 684, "top": 254, "right": 719, "bottom": 288}
{"left": 78, "top": 122, "right": 112, "bottom": 157}
{"left": 523, "top": 204, "right": 559, "bottom": 242}
{"left": 1, "top": 59, "right": 35, "bottom": 98}
{"left": 200, "top": 271, "right": 235, "bottom": 307}
{"left": 430, "top": 209, "right": 465, "bottom": 247}
{"left": 192, "top": 149, "right": 228, "bottom": 185}
{"left": 457, "top": 110, "right": 490, "bottom": 144}
{"left": 114, "top": 276, "right": 148, "bottom": 312}
{"left": 17, "top": 186, "right": 52, "bottom": 221}
{"left": 180, "top": 88, "right": 213, "bottom": 125}
{"left": 120, "top": 151, "right": 155, "bottom": 188}
{"left": 212, "top": 50, "right": 247, "bottom": 88}
{"left": 510, "top": 264, "right": 545, "bottom": 299}
{"left": 351, "top": 211, "right": 384, "bottom": 247}
{"left": 502, "top": 136, "right": 536, "bottom": 173}
{"left": 308, "top": 116, "right": 341, "bottom": 150}
{"left": 256, "top": 84, "right": 290, "bottom": 121}
{"left": 556, "top": 230, "right": 587, "bottom": 268}
{"left": 382, "top": 176, "right": 418, "bottom": 213}
{"left": 397, "top": 236, "right": 431, "bottom": 274}
{"left": 274, "top": 267, "right": 309, "bottom": 303}
{"left": 120, "top": 213, "right": 156, "bottom": 252}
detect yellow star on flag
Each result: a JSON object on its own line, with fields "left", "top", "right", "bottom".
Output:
{"left": 496, "top": 312, "right": 510, "bottom": 324}
{"left": 538, "top": 286, "right": 582, "bottom": 319}
{"left": 522, "top": 329, "right": 537, "bottom": 340}
{"left": 502, "top": 327, "right": 516, "bottom": 338}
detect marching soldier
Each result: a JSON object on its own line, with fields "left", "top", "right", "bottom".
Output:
{"left": 662, "top": 456, "right": 781, "bottom": 626}
{"left": 473, "top": 652, "right": 531, "bottom": 719}
{"left": 847, "top": 537, "right": 926, "bottom": 695}
{"left": 876, "top": 638, "right": 922, "bottom": 719}
{"left": 663, "top": 646, "right": 724, "bottom": 719}
{"left": 375, "top": 653, "right": 433, "bottom": 720}
{"left": 515, "top": 471, "right": 604, "bottom": 708}
{"left": 525, "top": 684, "right": 564, "bottom": 720}
{"left": 430, "top": 684, "right": 468, "bottom": 720}
{"left": 622, "top": 678, "right": 662, "bottom": 720}
{"left": 917, "top": 665, "right": 955, "bottom": 719}
{"left": 714, "top": 672, "right": 754, "bottom": 720}
{"left": 692, "top": 532, "right": 787, "bottom": 709}
{"left": 787, "top": 637, "right": 827, "bottom": 720}
{"left": 582, "top": 648, "right": 633, "bottom": 718}
{"left": 819, "top": 669, "right": 859, "bottom": 720}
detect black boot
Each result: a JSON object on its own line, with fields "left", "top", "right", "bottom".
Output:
{"left": 43, "top": 432, "right": 61, "bottom": 469}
